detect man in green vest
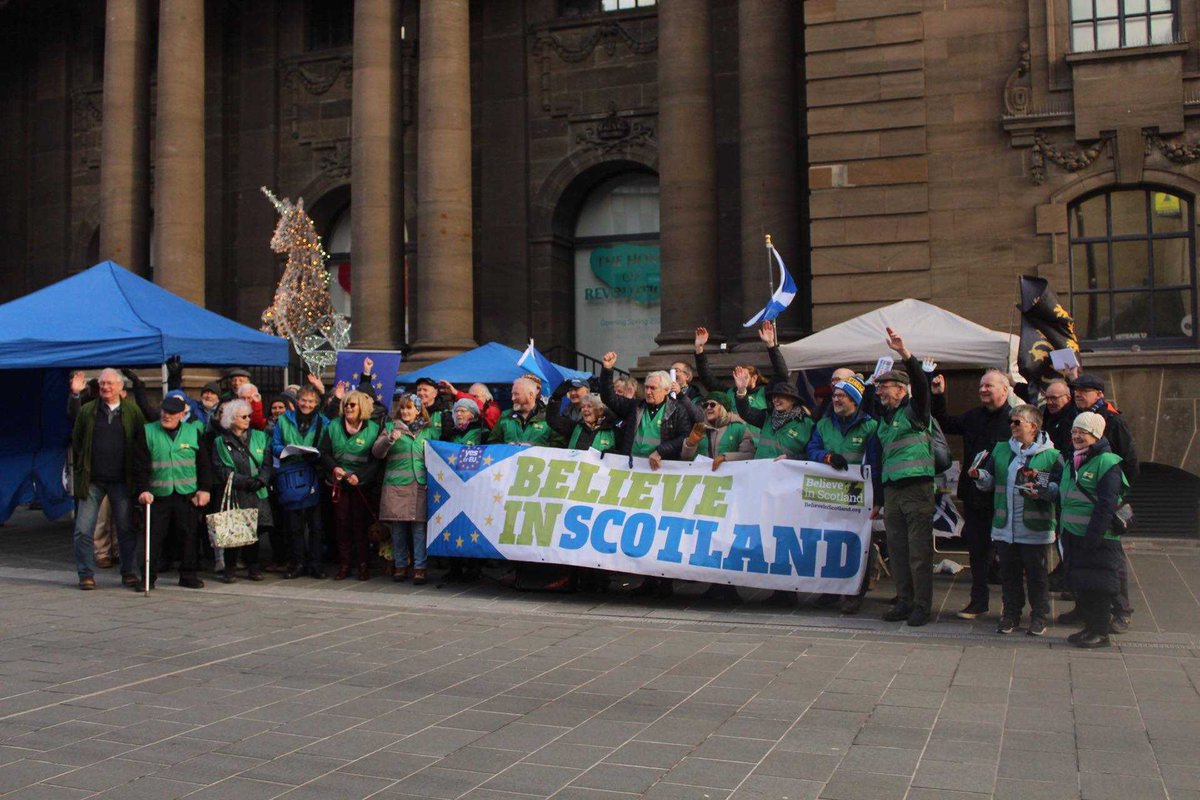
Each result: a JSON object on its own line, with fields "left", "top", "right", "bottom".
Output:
{"left": 133, "top": 395, "right": 212, "bottom": 589}
{"left": 874, "top": 327, "right": 936, "bottom": 627}
{"left": 808, "top": 375, "right": 883, "bottom": 614}
{"left": 489, "top": 377, "right": 561, "bottom": 446}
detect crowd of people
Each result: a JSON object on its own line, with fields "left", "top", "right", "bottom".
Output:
{"left": 65, "top": 321, "right": 1138, "bottom": 648}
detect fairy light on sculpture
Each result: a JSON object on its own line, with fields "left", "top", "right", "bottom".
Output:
{"left": 261, "top": 187, "right": 351, "bottom": 374}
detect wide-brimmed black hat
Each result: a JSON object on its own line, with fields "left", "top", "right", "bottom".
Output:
{"left": 765, "top": 382, "right": 804, "bottom": 403}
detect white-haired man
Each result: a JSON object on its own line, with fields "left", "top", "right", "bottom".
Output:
{"left": 69, "top": 368, "right": 147, "bottom": 590}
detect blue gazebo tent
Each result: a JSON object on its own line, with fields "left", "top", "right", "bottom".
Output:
{"left": 0, "top": 261, "right": 290, "bottom": 524}
{"left": 395, "top": 341, "right": 591, "bottom": 387}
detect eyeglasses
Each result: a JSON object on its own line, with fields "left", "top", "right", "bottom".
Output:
{"left": 344, "top": 402, "right": 358, "bottom": 408}
{"left": 703, "top": 401, "right": 720, "bottom": 409}
{"left": 1009, "top": 419, "right": 1025, "bottom": 426}
{"left": 235, "top": 414, "right": 250, "bottom": 419}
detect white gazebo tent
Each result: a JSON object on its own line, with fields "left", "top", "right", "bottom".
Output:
{"left": 778, "top": 298, "right": 1019, "bottom": 373}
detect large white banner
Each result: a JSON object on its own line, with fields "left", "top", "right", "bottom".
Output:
{"left": 424, "top": 441, "right": 874, "bottom": 593}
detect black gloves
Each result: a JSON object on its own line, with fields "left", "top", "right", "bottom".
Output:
{"left": 120, "top": 367, "right": 143, "bottom": 387}
{"left": 825, "top": 453, "right": 849, "bottom": 471}
{"left": 166, "top": 356, "right": 183, "bottom": 390}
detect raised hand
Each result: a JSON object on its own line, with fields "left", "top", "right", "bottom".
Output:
{"left": 732, "top": 366, "right": 751, "bottom": 393}
{"left": 438, "top": 379, "right": 457, "bottom": 396}
{"left": 333, "top": 380, "right": 348, "bottom": 399}
{"left": 306, "top": 372, "right": 325, "bottom": 394}
{"left": 362, "top": 356, "right": 374, "bottom": 375}
{"left": 930, "top": 374, "right": 946, "bottom": 395}
{"left": 757, "top": 320, "right": 777, "bottom": 347}
{"left": 69, "top": 371, "right": 86, "bottom": 395}
{"left": 885, "top": 327, "right": 910, "bottom": 359}
{"left": 602, "top": 351, "right": 618, "bottom": 370}
{"left": 694, "top": 327, "right": 709, "bottom": 353}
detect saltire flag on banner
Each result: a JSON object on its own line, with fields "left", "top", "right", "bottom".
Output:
{"left": 516, "top": 340, "right": 565, "bottom": 396}
{"left": 335, "top": 349, "right": 404, "bottom": 413}
{"left": 743, "top": 242, "right": 798, "bottom": 327}
{"left": 1016, "top": 275, "right": 1079, "bottom": 391}
{"left": 932, "top": 491, "right": 964, "bottom": 538}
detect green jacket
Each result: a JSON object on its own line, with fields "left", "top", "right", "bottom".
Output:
{"left": 71, "top": 398, "right": 146, "bottom": 499}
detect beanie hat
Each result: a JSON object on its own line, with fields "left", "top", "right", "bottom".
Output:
{"left": 834, "top": 376, "right": 866, "bottom": 405}
{"left": 451, "top": 398, "right": 480, "bottom": 419}
{"left": 1071, "top": 410, "right": 1106, "bottom": 439}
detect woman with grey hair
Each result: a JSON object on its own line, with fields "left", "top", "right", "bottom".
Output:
{"left": 968, "top": 403, "right": 1062, "bottom": 636}
{"left": 210, "top": 399, "right": 272, "bottom": 582}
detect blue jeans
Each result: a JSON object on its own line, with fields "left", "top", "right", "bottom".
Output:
{"left": 74, "top": 482, "right": 134, "bottom": 578}
{"left": 391, "top": 520, "right": 427, "bottom": 569}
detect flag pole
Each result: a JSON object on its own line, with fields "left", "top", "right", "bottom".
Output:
{"left": 764, "top": 233, "right": 776, "bottom": 298}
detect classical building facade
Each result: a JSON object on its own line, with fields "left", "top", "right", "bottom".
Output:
{"left": 2, "top": 0, "right": 1200, "bottom": 523}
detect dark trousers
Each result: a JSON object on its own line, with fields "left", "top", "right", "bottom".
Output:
{"left": 995, "top": 541, "right": 1050, "bottom": 622}
{"left": 145, "top": 493, "right": 199, "bottom": 581}
{"left": 1114, "top": 551, "right": 1134, "bottom": 618}
{"left": 288, "top": 505, "right": 325, "bottom": 571}
{"left": 332, "top": 488, "right": 374, "bottom": 568}
{"left": 884, "top": 479, "right": 934, "bottom": 613}
{"left": 224, "top": 537, "right": 262, "bottom": 571}
{"left": 267, "top": 495, "right": 288, "bottom": 564}
{"left": 961, "top": 506, "right": 993, "bottom": 608}
{"left": 1076, "top": 589, "right": 1114, "bottom": 635}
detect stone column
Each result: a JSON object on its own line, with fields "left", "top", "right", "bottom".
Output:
{"left": 654, "top": 0, "right": 719, "bottom": 353}
{"left": 351, "top": 0, "right": 405, "bottom": 349}
{"left": 99, "top": 0, "right": 151, "bottom": 275}
{"left": 411, "top": 0, "right": 476, "bottom": 359}
{"left": 153, "top": 0, "right": 205, "bottom": 305}
{"left": 739, "top": 0, "right": 800, "bottom": 339}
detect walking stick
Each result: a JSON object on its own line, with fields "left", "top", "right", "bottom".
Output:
{"left": 143, "top": 502, "right": 151, "bottom": 597}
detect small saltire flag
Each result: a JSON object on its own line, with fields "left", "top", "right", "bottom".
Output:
{"left": 743, "top": 243, "right": 798, "bottom": 327}
{"left": 516, "top": 340, "right": 564, "bottom": 396}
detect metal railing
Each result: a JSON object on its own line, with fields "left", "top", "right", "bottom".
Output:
{"left": 544, "top": 345, "right": 629, "bottom": 377}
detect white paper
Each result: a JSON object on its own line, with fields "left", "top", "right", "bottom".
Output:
{"left": 1050, "top": 348, "right": 1079, "bottom": 370}
{"left": 280, "top": 444, "right": 319, "bottom": 459}
{"left": 870, "top": 356, "right": 894, "bottom": 381}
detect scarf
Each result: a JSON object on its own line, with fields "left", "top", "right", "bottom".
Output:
{"left": 770, "top": 405, "right": 809, "bottom": 431}
{"left": 1073, "top": 447, "right": 1089, "bottom": 471}
{"left": 394, "top": 417, "right": 428, "bottom": 436}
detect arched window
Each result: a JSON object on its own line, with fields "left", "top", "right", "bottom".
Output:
{"left": 1068, "top": 187, "right": 1196, "bottom": 346}
{"left": 573, "top": 173, "right": 660, "bottom": 361}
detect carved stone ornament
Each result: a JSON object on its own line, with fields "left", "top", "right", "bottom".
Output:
{"left": 532, "top": 20, "right": 657, "bottom": 112}
{"left": 575, "top": 102, "right": 654, "bottom": 154}
{"left": 1003, "top": 41, "right": 1032, "bottom": 117}
{"left": 1030, "top": 132, "right": 1110, "bottom": 184}
{"left": 1146, "top": 133, "right": 1200, "bottom": 164}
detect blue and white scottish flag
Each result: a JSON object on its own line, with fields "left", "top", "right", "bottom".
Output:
{"left": 743, "top": 243, "right": 798, "bottom": 327}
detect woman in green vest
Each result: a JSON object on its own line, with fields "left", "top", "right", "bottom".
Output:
{"left": 441, "top": 398, "right": 484, "bottom": 444}
{"left": 1053, "top": 411, "right": 1127, "bottom": 649}
{"left": 211, "top": 399, "right": 273, "bottom": 583}
{"left": 319, "top": 390, "right": 382, "bottom": 581}
{"left": 968, "top": 404, "right": 1062, "bottom": 637}
{"left": 372, "top": 394, "right": 435, "bottom": 584}
{"left": 547, "top": 388, "right": 619, "bottom": 454}
{"left": 732, "top": 369, "right": 814, "bottom": 460}
{"left": 681, "top": 397, "right": 755, "bottom": 468}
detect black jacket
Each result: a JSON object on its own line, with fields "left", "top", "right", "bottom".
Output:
{"left": 600, "top": 366, "right": 698, "bottom": 459}
{"left": 1041, "top": 404, "right": 1078, "bottom": 457}
{"left": 694, "top": 344, "right": 790, "bottom": 396}
{"left": 1086, "top": 399, "right": 1139, "bottom": 483}
{"left": 211, "top": 428, "right": 275, "bottom": 523}
{"left": 932, "top": 393, "right": 1012, "bottom": 511}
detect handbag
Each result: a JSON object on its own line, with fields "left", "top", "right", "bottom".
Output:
{"left": 206, "top": 473, "right": 259, "bottom": 549}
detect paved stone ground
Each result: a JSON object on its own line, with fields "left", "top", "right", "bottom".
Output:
{"left": 2, "top": 509, "right": 1199, "bottom": 800}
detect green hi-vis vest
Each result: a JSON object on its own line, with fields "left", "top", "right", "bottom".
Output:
{"left": 383, "top": 424, "right": 434, "bottom": 487}
{"left": 569, "top": 425, "right": 617, "bottom": 454}
{"left": 214, "top": 429, "right": 270, "bottom": 500}
{"left": 449, "top": 426, "right": 482, "bottom": 445}
{"left": 989, "top": 444, "right": 1058, "bottom": 532}
{"left": 327, "top": 419, "right": 380, "bottom": 473}
{"left": 877, "top": 407, "right": 934, "bottom": 483}
{"left": 695, "top": 421, "right": 750, "bottom": 458}
{"left": 632, "top": 404, "right": 666, "bottom": 457}
{"left": 276, "top": 414, "right": 322, "bottom": 463}
{"left": 1060, "top": 451, "right": 1127, "bottom": 541}
{"left": 145, "top": 421, "right": 200, "bottom": 496}
{"left": 492, "top": 412, "right": 557, "bottom": 446}
{"left": 756, "top": 416, "right": 816, "bottom": 459}
{"left": 814, "top": 415, "right": 877, "bottom": 464}
{"left": 712, "top": 387, "right": 767, "bottom": 412}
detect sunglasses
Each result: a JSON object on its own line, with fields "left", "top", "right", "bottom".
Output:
{"left": 703, "top": 401, "right": 720, "bottom": 408}
{"left": 1009, "top": 418, "right": 1025, "bottom": 426}
{"left": 344, "top": 402, "right": 358, "bottom": 408}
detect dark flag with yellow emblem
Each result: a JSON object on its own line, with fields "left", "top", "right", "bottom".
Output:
{"left": 1017, "top": 275, "right": 1079, "bottom": 393}
{"left": 334, "top": 349, "right": 403, "bottom": 413}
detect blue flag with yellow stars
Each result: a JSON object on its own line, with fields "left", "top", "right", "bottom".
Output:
{"left": 335, "top": 349, "right": 403, "bottom": 413}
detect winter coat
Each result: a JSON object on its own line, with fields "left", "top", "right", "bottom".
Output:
{"left": 973, "top": 432, "right": 1061, "bottom": 544}
{"left": 932, "top": 394, "right": 1012, "bottom": 511}
{"left": 211, "top": 428, "right": 274, "bottom": 528}
{"left": 371, "top": 421, "right": 434, "bottom": 522}
{"left": 681, "top": 412, "right": 756, "bottom": 461}
{"left": 71, "top": 397, "right": 146, "bottom": 498}
{"left": 599, "top": 366, "right": 699, "bottom": 459}
{"left": 1054, "top": 438, "right": 1126, "bottom": 595}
